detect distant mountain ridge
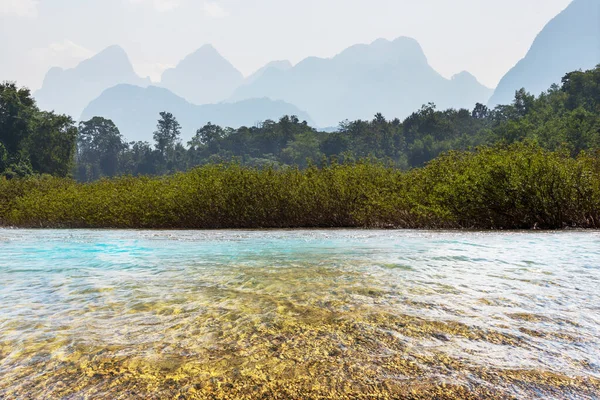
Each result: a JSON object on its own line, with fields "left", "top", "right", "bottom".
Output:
{"left": 36, "top": 0, "right": 597, "bottom": 129}
{"left": 35, "top": 45, "right": 150, "bottom": 119}
{"left": 244, "top": 60, "right": 293, "bottom": 85}
{"left": 229, "top": 37, "right": 492, "bottom": 126}
{"left": 36, "top": 38, "right": 492, "bottom": 128}
{"left": 81, "top": 84, "right": 313, "bottom": 142}
{"left": 489, "top": 0, "right": 600, "bottom": 106}
{"left": 159, "top": 44, "right": 244, "bottom": 105}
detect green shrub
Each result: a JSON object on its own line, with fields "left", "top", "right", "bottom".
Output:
{"left": 1, "top": 144, "right": 598, "bottom": 229}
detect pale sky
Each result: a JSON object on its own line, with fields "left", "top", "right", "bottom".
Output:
{"left": 0, "top": 0, "right": 573, "bottom": 91}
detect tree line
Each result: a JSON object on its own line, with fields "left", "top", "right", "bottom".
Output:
{"left": 1, "top": 66, "right": 599, "bottom": 181}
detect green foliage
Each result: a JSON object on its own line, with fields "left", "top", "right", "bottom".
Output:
{"left": 153, "top": 111, "right": 181, "bottom": 156}
{"left": 0, "top": 82, "right": 77, "bottom": 178}
{"left": 0, "top": 82, "right": 36, "bottom": 155}
{"left": 281, "top": 131, "right": 322, "bottom": 167}
{"left": 1, "top": 144, "right": 598, "bottom": 229}
{"left": 561, "top": 66, "right": 600, "bottom": 113}
{"left": 411, "top": 143, "right": 600, "bottom": 229}
{"left": 28, "top": 112, "right": 78, "bottom": 177}
{"left": 1, "top": 158, "right": 34, "bottom": 180}
{"left": 77, "top": 117, "right": 127, "bottom": 181}
{"left": 0, "top": 142, "right": 7, "bottom": 171}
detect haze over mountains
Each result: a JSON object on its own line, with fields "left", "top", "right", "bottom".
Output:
{"left": 243, "top": 60, "right": 293, "bottom": 86}
{"left": 37, "top": 37, "right": 493, "bottom": 131}
{"left": 82, "top": 85, "right": 311, "bottom": 142}
{"left": 33, "top": 0, "right": 599, "bottom": 142}
{"left": 489, "top": 0, "right": 600, "bottom": 106}
{"left": 230, "top": 37, "right": 493, "bottom": 127}
{"left": 160, "top": 45, "right": 244, "bottom": 105}
{"left": 35, "top": 46, "right": 150, "bottom": 119}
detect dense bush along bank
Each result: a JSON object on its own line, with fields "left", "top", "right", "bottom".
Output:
{"left": 1, "top": 143, "right": 598, "bottom": 230}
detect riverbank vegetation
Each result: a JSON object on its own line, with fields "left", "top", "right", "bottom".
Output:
{"left": 1, "top": 143, "right": 598, "bottom": 229}
{"left": 0, "top": 66, "right": 598, "bottom": 229}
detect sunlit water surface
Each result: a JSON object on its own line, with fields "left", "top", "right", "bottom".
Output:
{"left": 0, "top": 230, "right": 599, "bottom": 399}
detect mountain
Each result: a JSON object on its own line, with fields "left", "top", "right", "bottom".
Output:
{"left": 229, "top": 37, "right": 493, "bottom": 127}
{"left": 81, "top": 84, "right": 313, "bottom": 142}
{"left": 35, "top": 45, "right": 150, "bottom": 119}
{"left": 489, "top": 0, "right": 600, "bottom": 106}
{"left": 244, "top": 60, "right": 293, "bottom": 85}
{"left": 160, "top": 45, "right": 244, "bottom": 105}
{"left": 447, "top": 70, "right": 493, "bottom": 111}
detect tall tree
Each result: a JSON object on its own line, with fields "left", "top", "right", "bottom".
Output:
{"left": 78, "top": 117, "right": 127, "bottom": 180}
{"left": 0, "top": 82, "right": 36, "bottom": 156}
{"left": 0, "top": 142, "right": 7, "bottom": 172}
{"left": 153, "top": 112, "right": 181, "bottom": 156}
{"left": 28, "top": 112, "right": 78, "bottom": 177}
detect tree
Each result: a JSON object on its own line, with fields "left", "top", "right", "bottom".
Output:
{"left": 472, "top": 103, "right": 490, "bottom": 120}
{"left": 561, "top": 66, "right": 600, "bottom": 112}
{"left": 78, "top": 117, "right": 127, "bottom": 180}
{"left": 123, "top": 141, "right": 160, "bottom": 176}
{"left": 0, "top": 82, "right": 36, "bottom": 156}
{"left": 0, "top": 82, "right": 79, "bottom": 177}
{"left": 153, "top": 112, "right": 181, "bottom": 156}
{"left": 27, "top": 112, "right": 78, "bottom": 177}
{"left": 0, "top": 142, "right": 7, "bottom": 173}
{"left": 513, "top": 88, "right": 535, "bottom": 117}
{"left": 321, "top": 132, "right": 349, "bottom": 157}
{"left": 281, "top": 131, "right": 322, "bottom": 167}
{"left": 190, "top": 122, "right": 224, "bottom": 150}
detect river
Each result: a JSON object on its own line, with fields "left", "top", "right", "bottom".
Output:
{"left": 0, "top": 230, "right": 599, "bottom": 399}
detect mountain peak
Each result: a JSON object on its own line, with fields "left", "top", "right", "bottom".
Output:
{"left": 245, "top": 60, "right": 293, "bottom": 84}
{"left": 488, "top": 0, "right": 599, "bottom": 106}
{"left": 95, "top": 45, "right": 127, "bottom": 57}
{"left": 451, "top": 71, "right": 491, "bottom": 92}
{"left": 390, "top": 36, "right": 421, "bottom": 47}
{"left": 34, "top": 45, "right": 149, "bottom": 119}
{"left": 451, "top": 71, "right": 480, "bottom": 83}
{"left": 200, "top": 43, "right": 217, "bottom": 51}
{"left": 83, "top": 45, "right": 131, "bottom": 67}
{"left": 452, "top": 71, "right": 475, "bottom": 79}
{"left": 73, "top": 45, "right": 137, "bottom": 78}
{"left": 231, "top": 37, "right": 491, "bottom": 126}
{"left": 182, "top": 44, "right": 223, "bottom": 64}
{"left": 264, "top": 60, "right": 293, "bottom": 70}
{"left": 160, "top": 45, "right": 244, "bottom": 105}
{"left": 334, "top": 36, "right": 428, "bottom": 66}
{"left": 390, "top": 36, "right": 427, "bottom": 62}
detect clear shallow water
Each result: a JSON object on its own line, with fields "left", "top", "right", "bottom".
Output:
{"left": 0, "top": 230, "right": 599, "bottom": 399}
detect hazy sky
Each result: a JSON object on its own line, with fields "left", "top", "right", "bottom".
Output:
{"left": 0, "top": 0, "right": 573, "bottom": 91}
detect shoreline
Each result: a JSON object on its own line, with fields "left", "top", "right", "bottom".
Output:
{"left": 1, "top": 225, "right": 598, "bottom": 232}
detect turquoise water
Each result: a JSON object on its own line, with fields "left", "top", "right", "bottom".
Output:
{"left": 0, "top": 230, "right": 599, "bottom": 399}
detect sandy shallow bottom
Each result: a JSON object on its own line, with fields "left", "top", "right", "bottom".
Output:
{"left": 0, "top": 230, "right": 599, "bottom": 399}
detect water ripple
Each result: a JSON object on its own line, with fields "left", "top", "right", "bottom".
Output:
{"left": 0, "top": 229, "right": 599, "bottom": 399}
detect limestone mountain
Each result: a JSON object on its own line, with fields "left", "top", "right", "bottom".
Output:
{"left": 35, "top": 45, "right": 150, "bottom": 119}
{"left": 160, "top": 45, "right": 244, "bottom": 105}
{"left": 81, "top": 84, "right": 313, "bottom": 142}
{"left": 230, "top": 37, "right": 492, "bottom": 127}
{"left": 489, "top": 0, "right": 600, "bottom": 106}
{"left": 244, "top": 60, "right": 293, "bottom": 85}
